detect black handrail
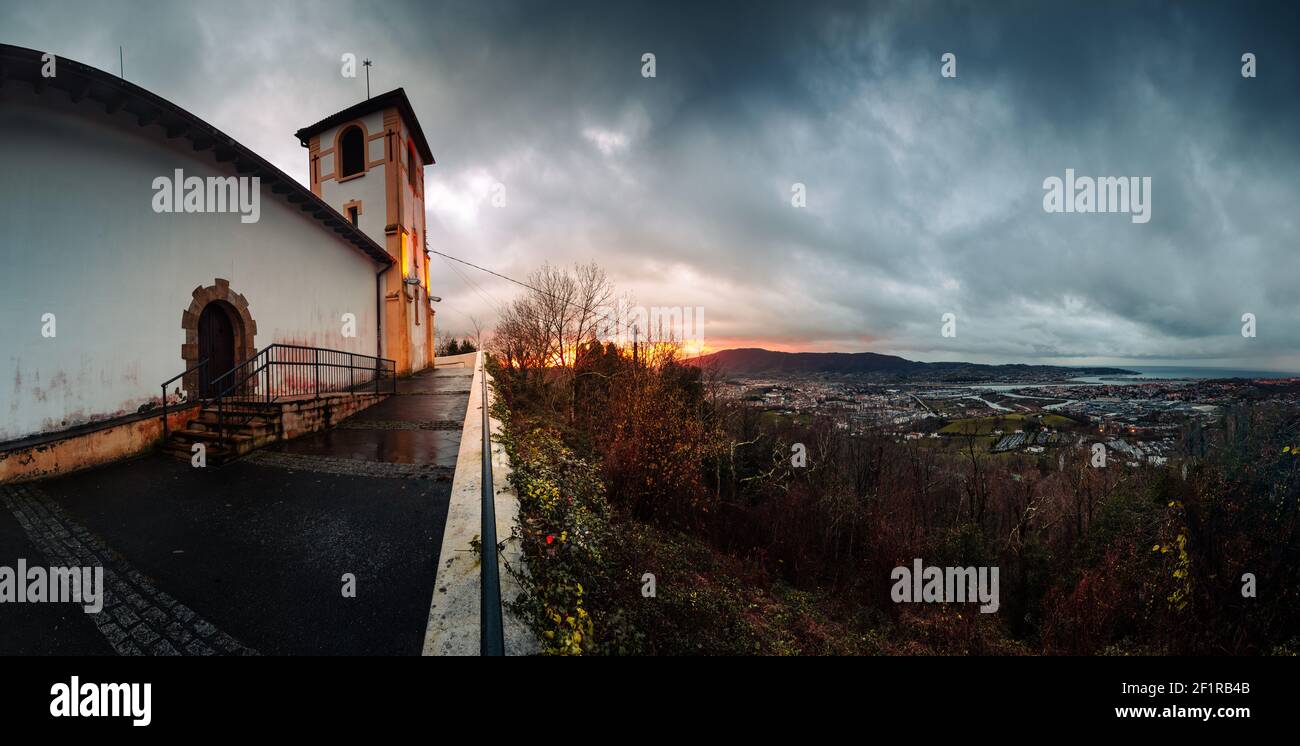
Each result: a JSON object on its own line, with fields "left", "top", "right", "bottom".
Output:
{"left": 480, "top": 361, "right": 505, "bottom": 656}
{"left": 159, "top": 344, "right": 396, "bottom": 443}
{"left": 160, "top": 358, "right": 208, "bottom": 439}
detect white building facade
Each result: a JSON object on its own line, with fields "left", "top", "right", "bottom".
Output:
{"left": 0, "top": 44, "right": 437, "bottom": 480}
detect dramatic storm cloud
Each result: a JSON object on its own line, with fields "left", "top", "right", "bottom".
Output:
{"left": 4, "top": 0, "right": 1298, "bottom": 369}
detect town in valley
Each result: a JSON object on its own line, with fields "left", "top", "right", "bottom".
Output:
{"left": 716, "top": 363, "right": 1300, "bottom": 466}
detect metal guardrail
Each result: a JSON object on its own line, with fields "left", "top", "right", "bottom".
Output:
{"left": 160, "top": 358, "right": 209, "bottom": 439}
{"left": 480, "top": 362, "right": 505, "bottom": 656}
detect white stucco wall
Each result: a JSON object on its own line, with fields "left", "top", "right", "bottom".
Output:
{"left": 0, "top": 85, "right": 384, "bottom": 442}
{"left": 320, "top": 163, "right": 388, "bottom": 247}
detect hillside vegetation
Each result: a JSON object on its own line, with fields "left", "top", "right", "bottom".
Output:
{"left": 490, "top": 263, "right": 1300, "bottom": 655}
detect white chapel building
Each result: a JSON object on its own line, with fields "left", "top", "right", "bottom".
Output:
{"left": 0, "top": 44, "right": 439, "bottom": 481}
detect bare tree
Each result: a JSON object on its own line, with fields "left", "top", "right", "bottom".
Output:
{"left": 490, "top": 262, "right": 614, "bottom": 417}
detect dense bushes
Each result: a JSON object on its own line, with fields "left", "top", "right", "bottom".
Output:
{"left": 501, "top": 425, "right": 605, "bottom": 655}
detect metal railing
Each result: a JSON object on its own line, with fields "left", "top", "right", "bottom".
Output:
{"left": 160, "top": 358, "right": 209, "bottom": 439}
{"left": 159, "top": 344, "right": 396, "bottom": 442}
{"left": 480, "top": 362, "right": 505, "bottom": 656}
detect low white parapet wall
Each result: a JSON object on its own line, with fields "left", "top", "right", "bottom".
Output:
{"left": 431, "top": 351, "right": 476, "bottom": 368}
{"left": 423, "top": 351, "right": 537, "bottom": 656}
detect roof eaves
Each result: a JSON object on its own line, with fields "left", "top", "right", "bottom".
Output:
{"left": 0, "top": 44, "right": 394, "bottom": 267}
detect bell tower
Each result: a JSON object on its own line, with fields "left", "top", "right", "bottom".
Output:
{"left": 295, "top": 89, "right": 437, "bottom": 374}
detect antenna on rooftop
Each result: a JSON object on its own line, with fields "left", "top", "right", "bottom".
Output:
{"left": 362, "top": 58, "right": 372, "bottom": 99}
{"left": 119, "top": 46, "right": 124, "bottom": 79}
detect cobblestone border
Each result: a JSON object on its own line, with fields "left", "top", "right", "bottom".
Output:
{"left": 1, "top": 484, "right": 259, "bottom": 656}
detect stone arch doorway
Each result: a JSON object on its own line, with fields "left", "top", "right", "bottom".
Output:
{"left": 180, "top": 279, "right": 257, "bottom": 399}
{"left": 198, "top": 302, "right": 237, "bottom": 396}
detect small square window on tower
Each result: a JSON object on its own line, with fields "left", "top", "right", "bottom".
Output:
{"left": 342, "top": 200, "right": 362, "bottom": 227}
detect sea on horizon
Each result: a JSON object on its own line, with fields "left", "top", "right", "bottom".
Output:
{"left": 1081, "top": 365, "right": 1299, "bottom": 382}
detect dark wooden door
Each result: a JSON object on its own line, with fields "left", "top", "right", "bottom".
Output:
{"left": 198, "top": 304, "right": 235, "bottom": 397}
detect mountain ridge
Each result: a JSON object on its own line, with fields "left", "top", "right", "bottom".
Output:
{"left": 690, "top": 347, "right": 1138, "bottom": 380}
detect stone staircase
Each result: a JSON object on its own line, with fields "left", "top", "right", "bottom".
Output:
{"left": 161, "top": 391, "right": 389, "bottom": 465}
{"left": 161, "top": 403, "right": 282, "bottom": 465}
{"left": 157, "top": 344, "right": 397, "bottom": 466}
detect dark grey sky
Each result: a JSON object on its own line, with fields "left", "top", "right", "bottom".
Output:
{"left": 4, "top": 0, "right": 1298, "bottom": 369}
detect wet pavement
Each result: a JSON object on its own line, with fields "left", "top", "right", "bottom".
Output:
{"left": 0, "top": 365, "right": 473, "bottom": 655}
{"left": 268, "top": 428, "right": 462, "bottom": 467}
{"left": 269, "top": 367, "right": 472, "bottom": 468}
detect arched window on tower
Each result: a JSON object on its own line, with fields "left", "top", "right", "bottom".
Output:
{"left": 339, "top": 125, "right": 365, "bottom": 177}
